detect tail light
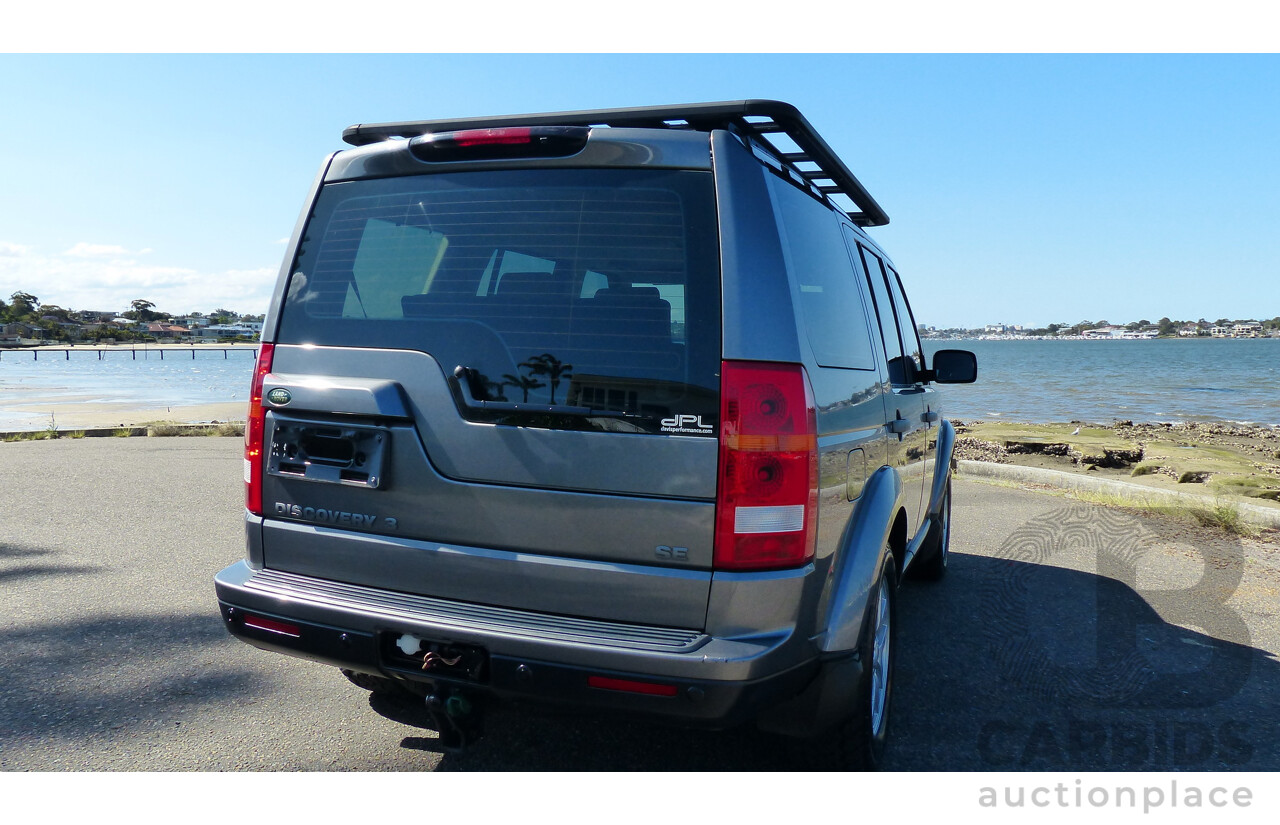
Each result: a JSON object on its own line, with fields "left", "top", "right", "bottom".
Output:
{"left": 714, "top": 361, "right": 819, "bottom": 571}
{"left": 244, "top": 342, "right": 275, "bottom": 515}
{"left": 409, "top": 125, "right": 590, "bottom": 162}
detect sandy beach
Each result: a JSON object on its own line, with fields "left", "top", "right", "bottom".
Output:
{"left": 2, "top": 400, "right": 247, "bottom": 431}
{"left": 1, "top": 342, "right": 254, "bottom": 432}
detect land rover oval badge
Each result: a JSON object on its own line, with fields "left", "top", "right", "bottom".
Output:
{"left": 266, "top": 388, "right": 292, "bottom": 406}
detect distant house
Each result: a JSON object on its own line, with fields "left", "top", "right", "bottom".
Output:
{"left": 145, "top": 322, "right": 191, "bottom": 338}
{"left": 203, "top": 323, "right": 260, "bottom": 339}
{"left": 1177, "top": 324, "right": 1202, "bottom": 337}
{"left": 1233, "top": 321, "right": 1263, "bottom": 337}
{"left": 2, "top": 322, "right": 38, "bottom": 337}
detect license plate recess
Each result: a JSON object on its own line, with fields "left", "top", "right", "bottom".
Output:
{"left": 268, "top": 419, "right": 389, "bottom": 488}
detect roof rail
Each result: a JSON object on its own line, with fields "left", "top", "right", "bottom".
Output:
{"left": 341, "top": 100, "right": 889, "bottom": 227}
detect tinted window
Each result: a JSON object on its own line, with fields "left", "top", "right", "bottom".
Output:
{"left": 885, "top": 265, "right": 924, "bottom": 375}
{"left": 765, "top": 175, "right": 876, "bottom": 370}
{"left": 856, "top": 242, "right": 911, "bottom": 385}
{"left": 278, "top": 168, "right": 721, "bottom": 433}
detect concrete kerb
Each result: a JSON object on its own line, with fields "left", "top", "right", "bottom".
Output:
{"left": 956, "top": 459, "right": 1280, "bottom": 531}
{"left": 0, "top": 423, "right": 242, "bottom": 440}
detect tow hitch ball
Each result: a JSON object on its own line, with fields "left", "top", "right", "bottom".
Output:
{"left": 424, "top": 691, "right": 481, "bottom": 752}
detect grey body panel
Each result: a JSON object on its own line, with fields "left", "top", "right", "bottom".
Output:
{"left": 260, "top": 521, "right": 712, "bottom": 629}
{"left": 265, "top": 345, "right": 719, "bottom": 501}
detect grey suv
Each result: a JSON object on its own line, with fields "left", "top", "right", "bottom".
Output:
{"left": 214, "top": 100, "right": 976, "bottom": 769}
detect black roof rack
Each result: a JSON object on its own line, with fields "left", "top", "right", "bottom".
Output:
{"left": 341, "top": 100, "right": 889, "bottom": 227}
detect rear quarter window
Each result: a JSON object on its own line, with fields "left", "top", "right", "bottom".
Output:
{"left": 764, "top": 174, "right": 878, "bottom": 371}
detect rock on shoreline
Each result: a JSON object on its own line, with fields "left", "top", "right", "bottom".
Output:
{"left": 951, "top": 419, "right": 1280, "bottom": 503}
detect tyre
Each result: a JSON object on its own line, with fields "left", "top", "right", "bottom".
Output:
{"left": 910, "top": 477, "right": 951, "bottom": 581}
{"left": 820, "top": 550, "right": 897, "bottom": 770}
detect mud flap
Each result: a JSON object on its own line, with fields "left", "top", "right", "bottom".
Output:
{"left": 755, "top": 653, "right": 862, "bottom": 738}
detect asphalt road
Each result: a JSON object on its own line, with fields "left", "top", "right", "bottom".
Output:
{"left": 2, "top": 438, "right": 1277, "bottom": 771}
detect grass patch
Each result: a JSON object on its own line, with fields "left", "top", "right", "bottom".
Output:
{"left": 112, "top": 428, "right": 133, "bottom": 438}
{"left": 1062, "top": 489, "right": 1259, "bottom": 538}
{"left": 142, "top": 421, "right": 243, "bottom": 437}
{"left": 1209, "top": 474, "right": 1280, "bottom": 501}
{"left": 2, "top": 430, "right": 57, "bottom": 442}
{"left": 145, "top": 421, "right": 186, "bottom": 437}
{"left": 1130, "top": 462, "right": 1162, "bottom": 477}
{"left": 967, "top": 475, "right": 1264, "bottom": 539}
{"left": 66, "top": 430, "right": 86, "bottom": 439}
{"left": 1188, "top": 504, "right": 1255, "bottom": 536}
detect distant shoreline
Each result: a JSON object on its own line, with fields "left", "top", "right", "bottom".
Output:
{"left": 926, "top": 335, "right": 1280, "bottom": 342}
{"left": 0, "top": 342, "right": 258, "bottom": 352}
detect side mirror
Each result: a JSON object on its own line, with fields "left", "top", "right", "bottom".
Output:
{"left": 928, "top": 349, "right": 977, "bottom": 384}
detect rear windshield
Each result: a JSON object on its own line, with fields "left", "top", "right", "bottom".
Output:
{"left": 277, "top": 168, "right": 721, "bottom": 434}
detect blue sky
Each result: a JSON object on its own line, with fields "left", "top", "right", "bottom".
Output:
{"left": 2, "top": 51, "right": 1277, "bottom": 328}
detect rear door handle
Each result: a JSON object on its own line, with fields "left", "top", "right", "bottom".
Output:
{"left": 923, "top": 410, "right": 940, "bottom": 424}
{"left": 889, "top": 417, "right": 911, "bottom": 435}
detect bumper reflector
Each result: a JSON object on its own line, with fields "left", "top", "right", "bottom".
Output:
{"left": 587, "top": 676, "right": 679, "bottom": 697}
{"left": 243, "top": 615, "right": 301, "bottom": 638}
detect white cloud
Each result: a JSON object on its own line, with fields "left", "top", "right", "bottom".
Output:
{"left": 0, "top": 244, "right": 276, "bottom": 315}
{"left": 62, "top": 242, "right": 151, "bottom": 258}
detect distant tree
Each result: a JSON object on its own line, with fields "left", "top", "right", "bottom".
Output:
{"left": 10, "top": 291, "right": 39, "bottom": 316}
{"left": 128, "top": 299, "right": 158, "bottom": 322}
{"left": 1215, "top": 318, "right": 1231, "bottom": 327}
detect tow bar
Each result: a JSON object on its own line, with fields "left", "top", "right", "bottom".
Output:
{"left": 423, "top": 690, "right": 482, "bottom": 752}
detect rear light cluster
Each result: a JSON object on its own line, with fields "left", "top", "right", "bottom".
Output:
{"left": 244, "top": 342, "right": 275, "bottom": 516}
{"left": 409, "top": 125, "right": 590, "bottom": 162}
{"left": 714, "top": 361, "right": 819, "bottom": 571}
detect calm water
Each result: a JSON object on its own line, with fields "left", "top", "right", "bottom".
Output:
{"left": 925, "top": 338, "right": 1280, "bottom": 426}
{"left": 0, "top": 347, "right": 256, "bottom": 429}
{"left": 2, "top": 339, "right": 1278, "bottom": 430}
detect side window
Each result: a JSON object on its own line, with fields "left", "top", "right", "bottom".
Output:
{"left": 347, "top": 219, "right": 448, "bottom": 318}
{"left": 765, "top": 174, "right": 877, "bottom": 370}
{"left": 856, "top": 244, "right": 911, "bottom": 385}
{"left": 475, "top": 250, "right": 559, "bottom": 297}
{"left": 885, "top": 266, "right": 924, "bottom": 375}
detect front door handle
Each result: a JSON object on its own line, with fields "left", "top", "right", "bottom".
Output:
{"left": 889, "top": 417, "right": 911, "bottom": 435}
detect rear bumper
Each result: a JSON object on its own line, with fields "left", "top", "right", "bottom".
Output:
{"left": 214, "top": 560, "right": 820, "bottom": 728}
